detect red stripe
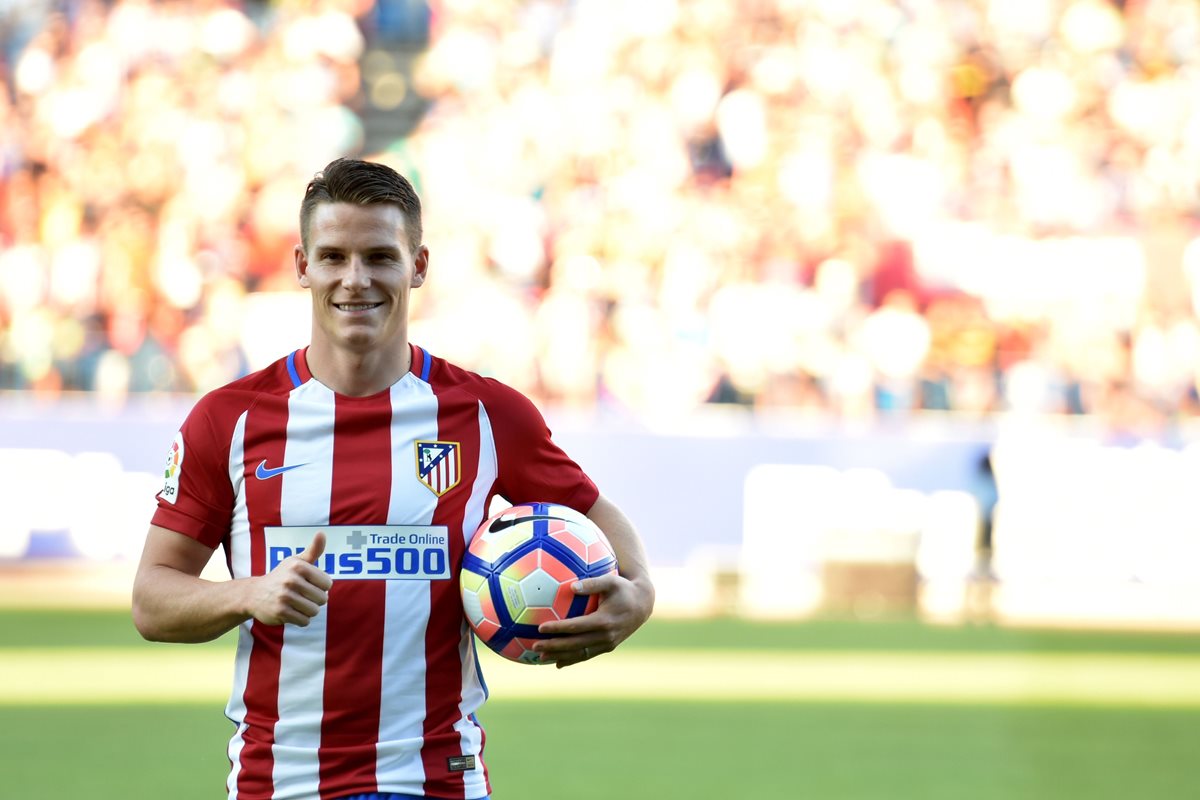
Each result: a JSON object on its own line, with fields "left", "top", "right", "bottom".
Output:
{"left": 238, "top": 399, "right": 290, "bottom": 799}
{"left": 318, "top": 392, "right": 393, "bottom": 798}
{"left": 422, "top": 386, "right": 481, "bottom": 798}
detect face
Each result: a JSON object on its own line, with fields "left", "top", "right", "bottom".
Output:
{"left": 295, "top": 202, "right": 428, "bottom": 358}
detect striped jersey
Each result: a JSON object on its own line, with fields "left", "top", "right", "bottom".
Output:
{"left": 151, "top": 345, "right": 599, "bottom": 800}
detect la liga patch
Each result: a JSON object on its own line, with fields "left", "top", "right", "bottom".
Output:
{"left": 159, "top": 431, "right": 184, "bottom": 504}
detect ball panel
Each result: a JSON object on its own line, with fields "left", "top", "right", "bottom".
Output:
{"left": 470, "top": 523, "right": 535, "bottom": 564}
{"left": 500, "top": 549, "right": 543, "bottom": 582}
{"left": 535, "top": 550, "right": 582, "bottom": 586}
{"left": 460, "top": 568, "right": 488, "bottom": 594}
{"left": 467, "top": 610, "right": 502, "bottom": 643}
{"left": 517, "top": 566, "right": 561, "bottom": 607}
{"left": 461, "top": 585, "right": 486, "bottom": 628}
{"left": 513, "top": 605, "right": 562, "bottom": 626}
{"left": 499, "top": 637, "right": 544, "bottom": 665}
{"left": 546, "top": 520, "right": 617, "bottom": 573}
{"left": 582, "top": 592, "right": 601, "bottom": 616}
{"left": 461, "top": 570, "right": 504, "bottom": 641}
{"left": 548, "top": 523, "right": 591, "bottom": 562}
{"left": 497, "top": 574, "right": 525, "bottom": 623}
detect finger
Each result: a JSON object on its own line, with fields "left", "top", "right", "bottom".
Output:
{"left": 546, "top": 646, "right": 597, "bottom": 669}
{"left": 573, "top": 572, "right": 619, "bottom": 595}
{"left": 278, "top": 608, "right": 313, "bottom": 627}
{"left": 536, "top": 647, "right": 579, "bottom": 667}
{"left": 296, "top": 562, "right": 333, "bottom": 591}
{"left": 537, "top": 615, "right": 599, "bottom": 636}
{"left": 278, "top": 559, "right": 332, "bottom": 593}
{"left": 534, "top": 633, "right": 605, "bottom": 661}
{"left": 290, "top": 594, "right": 324, "bottom": 619}
{"left": 532, "top": 636, "right": 579, "bottom": 656}
{"left": 292, "top": 577, "right": 330, "bottom": 605}
{"left": 298, "top": 532, "right": 326, "bottom": 565}
{"left": 278, "top": 594, "right": 324, "bottom": 625}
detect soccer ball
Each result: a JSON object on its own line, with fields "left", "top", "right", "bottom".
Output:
{"left": 461, "top": 502, "right": 618, "bottom": 664}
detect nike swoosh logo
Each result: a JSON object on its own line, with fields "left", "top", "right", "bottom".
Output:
{"left": 255, "top": 460, "right": 306, "bottom": 480}
{"left": 488, "top": 514, "right": 562, "bottom": 533}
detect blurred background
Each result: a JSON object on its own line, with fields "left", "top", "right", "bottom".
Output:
{"left": 1, "top": 2, "right": 1200, "bottom": 796}
{"left": 3, "top": 0, "right": 1199, "bottom": 628}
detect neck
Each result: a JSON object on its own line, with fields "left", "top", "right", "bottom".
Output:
{"left": 305, "top": 341, "right": 412, "bottom": 397}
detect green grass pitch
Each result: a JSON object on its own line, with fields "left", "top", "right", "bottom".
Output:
{"left": 1, "top": 609, "right": 1197, "bottom": 798}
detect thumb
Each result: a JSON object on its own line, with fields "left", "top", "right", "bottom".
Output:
{"left": 299, "top": 531, "right": 327, "bottom": 565}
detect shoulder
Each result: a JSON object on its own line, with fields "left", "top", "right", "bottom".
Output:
{"left": 185, "top": 354, "right": 298, "bottom": 430}
{"left": 424, "top": 351, "right": 546, "bottom": 424}
{"left": 426, "top": 352, "right": 533, "bottom": 405}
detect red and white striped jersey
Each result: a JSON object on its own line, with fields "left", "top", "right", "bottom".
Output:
{"left": 152, "top": 345, "right": 598, "bottom": 800}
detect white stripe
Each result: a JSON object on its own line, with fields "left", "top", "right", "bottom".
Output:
{"left": 457, "top": 401, "right": 499, "bottom": 796}
{"left": 377, "top": 376, "right": 441, "bottom": 791}
{"left": 226, "top": 721, "right": 250, "bottom": 800}
{"left": 225, "top": 410, "right": 251, "bottom": 799}
{"left": 226, "top": 410, "right": 251, "bottom": 580}
{"left": 377, "top": 582, "right": 433, "bottom": 789}
{"left": 271, "top": 381, "right": 336, "bottom": 798}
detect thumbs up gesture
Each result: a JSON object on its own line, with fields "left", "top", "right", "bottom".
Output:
{"left": 248, "top": 532, "right": 334, "bottom": 627}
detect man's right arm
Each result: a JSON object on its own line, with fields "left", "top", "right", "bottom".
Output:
{"left": 132, "top": 525, "right": 332, "bottom": 643}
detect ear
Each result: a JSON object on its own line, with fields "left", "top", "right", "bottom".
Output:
{"left": 411, "top": 245, "right": 429, "bottom": 288}
{"left": 295, "top": 244, "right": 311, "bottom": 288}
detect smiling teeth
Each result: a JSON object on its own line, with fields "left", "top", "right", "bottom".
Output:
{"left": 338, "top": 304, "right": 379, "bottom": 311}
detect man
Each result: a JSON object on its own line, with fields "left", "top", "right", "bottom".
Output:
{"left": 132, "top": 158, "right": 655, "bottom": 800}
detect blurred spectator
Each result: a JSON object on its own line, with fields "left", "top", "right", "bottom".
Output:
{"left": 858, "top": 289, "right": 931, "bottom": 413}
{"left": 1, "top": 0, "right": 1198, "bottom": 443}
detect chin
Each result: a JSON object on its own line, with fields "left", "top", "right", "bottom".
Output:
{"left": 339, "top": 334, "right": 380, "bottom": 352}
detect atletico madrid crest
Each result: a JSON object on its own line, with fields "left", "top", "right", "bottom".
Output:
{"left": 415, "top": 440, "right": 461, "bottom": 496}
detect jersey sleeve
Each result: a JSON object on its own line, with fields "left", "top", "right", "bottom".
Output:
{"left": 485, "top": 383, "right": 599, "bottom": 514}
{"left": 150, "top": 394, "right": 236, "bottom": 549}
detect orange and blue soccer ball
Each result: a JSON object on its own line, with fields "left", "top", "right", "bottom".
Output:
{"left": 461, "top": 502, "right": 618, "bottom": 664}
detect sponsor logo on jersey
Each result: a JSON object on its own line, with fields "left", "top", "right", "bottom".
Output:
{"left": 158, "top": 431, "right": 184, "bottom": 505}
{"left": 415, "top": 440, "right": 461, "bottom": 496}
{"left": 254, "top": 460, "right": 306, "bottom": 480}
{"left": 265, "top": 525, "right": 452, "bottom": 580}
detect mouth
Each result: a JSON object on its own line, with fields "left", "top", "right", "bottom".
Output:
{"left": 334, "top": 302, "right": 384, "bottom": 313}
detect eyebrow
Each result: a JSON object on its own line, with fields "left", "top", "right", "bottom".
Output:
{"left": 315, "top": 244, "right": 402, "bottom": 256}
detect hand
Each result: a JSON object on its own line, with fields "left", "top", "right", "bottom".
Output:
{"left": 246, "top": 532, "right": 333, "bottom": 627}
{"left": 533, "top": 571, "right": 654, "bottom": 669}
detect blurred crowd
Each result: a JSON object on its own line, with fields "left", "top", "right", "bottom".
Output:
{"left": 2, "top": 0, "right": 1200, "bottom": 439}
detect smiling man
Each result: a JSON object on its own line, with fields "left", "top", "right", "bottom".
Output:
{"left": 131, "top": 158, "right": 655, "bottom": 800}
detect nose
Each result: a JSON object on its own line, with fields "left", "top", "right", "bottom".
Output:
{"left": 341, "top": 255, "right": 371, "bottom": 290}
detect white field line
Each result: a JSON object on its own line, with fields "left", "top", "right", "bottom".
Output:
{"left": 4, "top": 648, "right": 1200, "bottom": 707}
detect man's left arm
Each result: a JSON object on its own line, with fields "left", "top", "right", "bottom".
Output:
{"left": 534, "top": 493, "right": 656, "bottom": 668}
